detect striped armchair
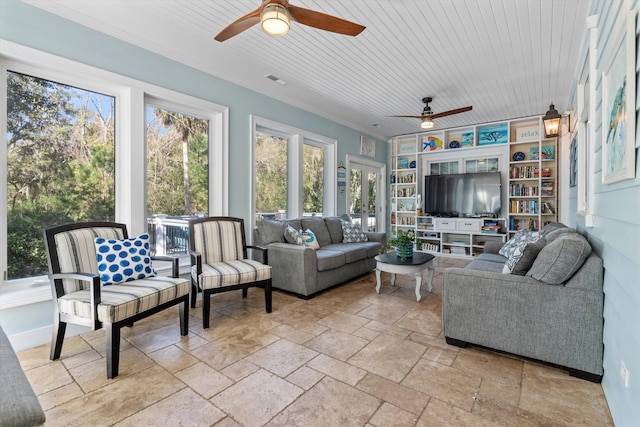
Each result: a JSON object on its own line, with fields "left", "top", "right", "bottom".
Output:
{"left": 44, "top": 222, "right": 189, "bottom": 379}
{"left": 189, "top": 217, "right": 272, "bottom": 328}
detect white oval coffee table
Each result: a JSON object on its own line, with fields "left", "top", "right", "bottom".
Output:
{"left": 375, "top": 252, "right": 435, "bottom": 301}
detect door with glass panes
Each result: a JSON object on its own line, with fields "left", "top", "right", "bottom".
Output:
{"left": 349, "top": 162, "right": 383, "bottom": 232}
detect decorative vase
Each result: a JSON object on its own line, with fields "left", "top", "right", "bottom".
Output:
{"left": 396, "top": 243, "right": 413, "bottom": 260}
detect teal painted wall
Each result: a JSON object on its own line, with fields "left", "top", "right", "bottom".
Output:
{"left": 0, "top": 0, "right": 386, "bottom": 339}
{"left": 0, "top": 0, "right": 387, "bottom": 223}
{"left": 573, "top": 1, "right": 640, "bottom": 424}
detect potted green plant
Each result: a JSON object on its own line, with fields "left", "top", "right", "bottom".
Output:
{"left": 390, "top": 230, "right": 415, "bottom": 260}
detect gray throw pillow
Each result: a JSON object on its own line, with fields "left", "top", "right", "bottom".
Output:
{"left": 526, "top": 234, "right": 592, "bottom": 284}
{"left": 502, "top": 238, "right": 546, "bottom": 275}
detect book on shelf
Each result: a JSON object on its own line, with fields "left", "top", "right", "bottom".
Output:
{"left": 540, "top": 182, "right": 554, "bottom": 196}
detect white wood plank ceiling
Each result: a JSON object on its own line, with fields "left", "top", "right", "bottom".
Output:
{"left": 22, "top": 0, "right": 591, "bottom": 139}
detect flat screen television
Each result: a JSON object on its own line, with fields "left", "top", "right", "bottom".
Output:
{"left": 423, "top": 172, "right": 502, "bottom": 217}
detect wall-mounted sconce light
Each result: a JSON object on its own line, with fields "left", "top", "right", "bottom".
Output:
{"left": 542, "top": 103, "right": 562, "bottom": 137}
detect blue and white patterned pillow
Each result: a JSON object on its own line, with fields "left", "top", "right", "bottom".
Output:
{"left": 341, "top": 220, "right": 368, "bottom": 243}
{"left": 95, "top": 233, "right": 156, "bottom": 285}
{"left": 301, "top": 229, "right": 320, "bottom": 249}
{"left": 284, "top": 225, "right": 304, "bottom": 245}
{"left": 499, "top": 230, "right": 542, "bottom": 259}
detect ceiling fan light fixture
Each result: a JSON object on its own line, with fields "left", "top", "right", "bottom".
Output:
{"left": 261, "top": 4, "right": 291, "bottom": 36}
{"left": 420, "top": 117, "right": 434, "bottom": 129}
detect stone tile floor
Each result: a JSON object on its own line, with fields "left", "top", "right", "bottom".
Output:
{"left": 17, "top": 257, "right": 613, "bottom": 426}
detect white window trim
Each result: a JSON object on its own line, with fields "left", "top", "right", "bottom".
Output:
{"left": 576, "top": 16, "right": 598, "bottom": 228}
{"left": 0, "top": 40, "right": 228, "bottom": 305}
{"left": 250, "top": 115, "right": 336, "bottom": 227}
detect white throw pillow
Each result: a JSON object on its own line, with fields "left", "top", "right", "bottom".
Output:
{"left": 301, "top": 229, "right": 320, "bottom": 250}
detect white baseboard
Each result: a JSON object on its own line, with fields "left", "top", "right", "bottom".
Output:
{"left": 8, "top": 324, "right": 90, "bottom": 352}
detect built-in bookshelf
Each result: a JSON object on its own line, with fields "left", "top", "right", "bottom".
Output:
{"left": 507, "top": 118, "right": 558, "bottom": 236}
{"left": 389, "top": 115, "right": 559, "bottom": 256}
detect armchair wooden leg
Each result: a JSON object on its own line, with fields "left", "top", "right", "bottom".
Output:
{"left": 242, "top": 288, "right": 248, "bottom": 298}
{"left": 179, "top": 296, "right": 189, "bottom": 336}
{"left": 50, "top": 318, "right": 66, "bottom": 360}
{"left": 265, "top": 280, "right": 272, "bottom": 313}
{"left": 190, "top": 280, "right": 198, "bottom": 309}
{"left": 202, "top": 290, "right": 211, "bottom": 329}
{"left": 105, "top": 323, "right": 121, "bottom": 379}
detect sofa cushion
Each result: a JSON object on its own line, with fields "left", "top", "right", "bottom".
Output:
{"left": 284, "top": 225, "right": 304, "bottom": 245}
{"left": 542, "top": 227, "right": 577, "bottom": 243}
{"left": 324, "top": 216, "right": 345, "bottom": 243}
{"left": 498, "top": 230, "right": 542, "bottom": 259}
{"left": 257, "top": 219, "right": 285, "bottom": 244}
{"left": 283, "top": 219, "right": 303, "bottom": 232}
{"left": 475, "top": 253, "right": 507, "bottom": 263}
{"left": 503, "top": 238, "right": 546, "bottom": 275}
{"left": 341, "top": 220, "right": 368, "bottom": 243}
{"left": 464, "top": 258, "right": 506, "bottom": 273}
{"left": 315, "top": 249, "right": 346, "bottom": 271}
{"left": 301, "top": 229, "right": 320, "bottom": 249}
{"left": 321, "top": 243, "right": 368, "bottom": 263}
{"left": 526, "top": 234, "right": 592, "bottom": 284}
{"left": 541, "top": 222, "right": 567, "bottom": 234}
{"left": 301, "top": 217, "right": 332, "bottom": 247}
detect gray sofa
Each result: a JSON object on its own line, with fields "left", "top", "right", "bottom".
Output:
{"left": 443, "top": 223, "right": 604, "bottom": 382}
{"left": 0, "top": 327, "right": 46, "bottom": 426}
{"left": 253, "top": 215, "right": 385, "bottom": 298}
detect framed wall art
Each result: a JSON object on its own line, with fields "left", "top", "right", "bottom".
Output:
{"left": 360, "top": 136, "right": 375, "bottom": 157}
{"left": 602, "top": 9, "right": 637, "bottom": 184}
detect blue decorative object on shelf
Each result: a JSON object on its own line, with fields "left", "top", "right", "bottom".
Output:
{"left": 449, "top": 140, "right": 460, "bottom": 149}
{"left": 409, "top": 160, "right": 416, "bottom": 168}
{"left": 512, "top": 151, "right": 526, "bottom": 161}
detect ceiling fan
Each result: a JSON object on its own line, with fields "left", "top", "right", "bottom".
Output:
{"left": 214, "top": 0, "right": 366, "bottom": 42}
{"left": 391, "top": 97, "right": 473, "bottom": 129}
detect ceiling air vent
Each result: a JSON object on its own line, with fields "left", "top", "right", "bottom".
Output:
{"left": 264, "top": 74, "right": 287, "bottom": 85}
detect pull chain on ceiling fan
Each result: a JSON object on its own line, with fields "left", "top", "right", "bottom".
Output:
{"left": 391, "top": 97, "right": 473, "bottom": 129}
{"left": 214, "top": 0, "right": 366, "bottom": 41}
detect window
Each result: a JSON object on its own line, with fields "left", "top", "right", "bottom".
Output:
{"left": 255, "top": 131, "right": 288, "bottom": 219}
{"left": 146, "top": 104, "right": 209, "bottom": 217}
{"left": 252, "top": 117, "right": 335, "bottom": 222}
{"left": 5, "top": 71, "right": 115, "bottom": 281}
{"left": 1, "top": 43, "right": 228, "bottom": 292}
{"left": 303, "top": 142, "right": 324, "bottom": 216}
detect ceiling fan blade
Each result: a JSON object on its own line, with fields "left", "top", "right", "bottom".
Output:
{"left": 389, "top": 115, "right": 427, "bottom": 119}
{"left": 288, "top": 5, "right": 365, "bottom": 36}
{"left": 214, "top": 7, "right": 263, "bottom": 41}
{"left": 431, "top": 106, "right": 473, "bottom": 119}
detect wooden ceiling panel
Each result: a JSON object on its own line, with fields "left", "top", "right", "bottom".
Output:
{"left": 23, "top": 0, "right": 590, "bottom": 138}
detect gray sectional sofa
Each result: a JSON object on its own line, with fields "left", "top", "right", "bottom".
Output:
{"left": 0, "top": 327, "right": 46, "bottom": 426}
{"left": 443, "top": 223, "right": 604, "bottom": 382}
{"left": 253, "top": 215, "right": 385, "bottom": 298}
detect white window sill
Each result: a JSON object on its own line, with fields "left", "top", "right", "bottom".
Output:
{"left": 0, "top": 260, "right": 191, "bottom": 310}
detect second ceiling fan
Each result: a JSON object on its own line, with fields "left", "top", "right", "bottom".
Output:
{"left": 215, "top": 0, "right": 366, "bottom": 41}
{"left": 392, "top": 97, "right": 473, "bottom": 129}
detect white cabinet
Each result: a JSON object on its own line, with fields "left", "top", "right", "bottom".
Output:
{"left": 415, "top": 217, "right": 507, "bottom": 257}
